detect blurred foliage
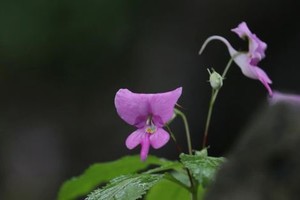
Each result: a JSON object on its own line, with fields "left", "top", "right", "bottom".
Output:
{"left": 0, "top": 0, "right": 140, "bottom": 82}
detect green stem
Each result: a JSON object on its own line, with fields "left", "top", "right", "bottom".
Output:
{"left": 174, "top": 108, "right": 193, "bottom": 155}
{"left": 202, "top": 89, "right": 216, "bottom": 148}
{"left": 221, "top": 57, "right": 234, "bottom": 78}
{"left": 166, "top": 125, "right": 182, "bottom": 153}
{"left": 165, "top": 110, "right": 197, "bottom": 199}
{"left": 186, "top": 169, "right": 198, "bottom": 200}
{"left": 202, "top": 58, "right": 233, "bottom": 149}
{"left": 145, "top": 163, "right": 182, "bottom": 174}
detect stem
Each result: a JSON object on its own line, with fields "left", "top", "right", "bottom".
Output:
{"left": 166, "top": 125, "right": 183, "bottom": 153}
{"left": 174, "top": 108, "right": 193, "bottom": 155}
{"left": 170, "top": 109, "right": 197, "bottom": 198}
{"left": 186, "top": 169, "right": 198, "bottom": 200}
{"left": 221, "top": 57, "right": 234, "bottom": 78}
{"left": 202, "top": 89, "right": 216, "bottom": 148}
{"left": 202, "top": 58, "right": 233, "bottom": 148}
{"left": 145, "top": 163, "right": 181, "bottom": 174}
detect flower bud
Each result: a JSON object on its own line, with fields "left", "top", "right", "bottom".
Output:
{"left": 208, "top": 68, "right": 223, "bottom": 90}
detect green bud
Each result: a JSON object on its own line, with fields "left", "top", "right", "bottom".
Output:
{"left": 207, "top": 68, "right": 223, "bottom": 90}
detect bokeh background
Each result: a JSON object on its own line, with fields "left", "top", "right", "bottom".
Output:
{"left": 0, "top": 0, "right": 299, "bottom": 199}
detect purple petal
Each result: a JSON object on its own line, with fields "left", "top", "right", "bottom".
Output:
{"left": 150, "top": 128, "right": 170, "bottom": 149}
{"left": 233, "top": 53, "right": 259, "bottom": 79}
{"left": 255, "top": 67, "right": 273, "bottom": 96}
{"left": 140, "top": 134, "right": 150, "bottom": 161}
{"left": 149, "top": 87, "right": 182, "bottom": 126}
{"left": 269, "top": 91, "right": 300, "bottom": 105}
{"left": 125, "top": 129, "right": 145, "bottom": 149}
{"left": 254, "top": 66, "right": 273, "bottom": 85}
{"left": 233, "top": 53, "right": 273, "bottom": 95}
{"left": 232, "top": 22, "right": 267, "bottom": 61}
{"left": 231, "top": 21, "right": 252, "bottom": 39}
{"left": 115, "top": 89, "right": 150, "bottom": 127}
{"left": 250, "top": 34, "right": 267, "bottom": 60}
{"left": 230, "top": 22, "right": 272, "bottom": 95}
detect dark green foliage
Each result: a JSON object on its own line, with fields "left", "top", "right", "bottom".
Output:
{"left": 180, "top": 149, "right": 225, "bottom": 187}
{"left": 146, "top": 178, "right": 190, "bottom": 200}
{"left": 58, "top": 155, "right": 170, "bottom": 200}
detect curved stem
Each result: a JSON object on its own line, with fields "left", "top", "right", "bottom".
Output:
{"left": 166, "top": 125, "right": 183, "bottom": 153}
{"left": 199, "top": 35, "right": 234, "bottom": 56}
{"left": 174, "top": 108, "right": 193, "bottom": 155}
{"left": 202, "top": 58, "right": 233, "bottom": 148}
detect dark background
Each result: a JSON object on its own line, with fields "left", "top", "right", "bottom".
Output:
{"left": 0, "top": 0, "right": 299, "bottom": 199}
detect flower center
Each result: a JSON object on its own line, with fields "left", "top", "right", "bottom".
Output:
{"left": 145, "top": 116, "right": 157, "bottom": 134}
{"left": 145, "top": 125, "right": 157, "bottom": 134}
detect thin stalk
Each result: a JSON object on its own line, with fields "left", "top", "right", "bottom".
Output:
{"left": 166, "top": 125, "right": 183, "bottom": 153}
{"left": 167, "top": 110, "right": 197, "bottom": 198}
{"left": 186, "top": 169, "right": 198, "bottom": 200}
{"left": 202, "top": 89, "right": 216, "bottom": 148}
{"left": 144, "top": 163, "right": 181, "bottom": 174}
{"left": 174, "top": 108, "right": 193, "bottom": 155}
{"left": 202, "top": 58, "right": 233, "bottom": 148}
{"left": 221, "top": 57, "right": 234, "bottom": 78}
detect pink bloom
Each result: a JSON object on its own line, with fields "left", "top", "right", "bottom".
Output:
{"left": 269, "top": 91, "right": 300, "bottom": 105}
{"left": 199, "top": 22, "right": 272, "bottom": 96}
{"left": 114, "top": 87, "right": 182, "bottom": 161}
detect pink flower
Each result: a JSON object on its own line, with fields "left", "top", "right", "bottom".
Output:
{"left": 114, "top": 87, "right": 182, "bottom": 161}
{"left": 199, "top": 22, "right": 272, "bottom": 96}
{"left": 269, "top": 91, "right": 300, "bottom": 105}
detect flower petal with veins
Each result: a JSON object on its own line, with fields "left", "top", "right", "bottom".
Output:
{"left": 125, "top": 129, "right": 145, "bottom": 149}
{"left": 115, "top": 87, "right": 182, "bottom": 161}
{"left": 150, "top": 128, "right": 170, "bottom": 149}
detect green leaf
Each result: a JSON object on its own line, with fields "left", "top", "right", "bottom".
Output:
{"left": 196, "top": 185, "right": 205, "bottom": 200}
{"left": 86, "top": 174, "right": 163, "bottom": 200}
{"left": 146, "top": 171, "right": 207, "bottom": 200}
{"left": 144, "top": 161, "right": 183, "bottom": 174}
{"left": 180, "top": 149, "right": 225, "bottom": 187}
{"left": 146, "top": 178, "right": 190, "bottom": 200}
{"left": 58, "top": 155, "right": 172, "bottom": 200}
